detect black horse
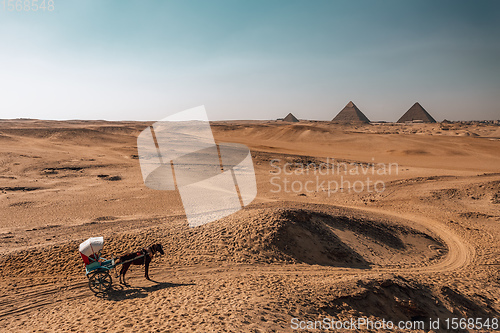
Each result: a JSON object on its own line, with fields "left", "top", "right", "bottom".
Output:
{"left": 116, "top": 244, "right": 164, "bottom": 285}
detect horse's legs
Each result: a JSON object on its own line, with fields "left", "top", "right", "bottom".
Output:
{"left": 120, "top": 263, "right": 131, "bottom": 284}
{"left": 144, "top": 259, "right": 150, "bottom": 280}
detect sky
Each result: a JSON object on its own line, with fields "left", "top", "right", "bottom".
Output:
{"left": 0, "top": 0, "right": 499, "bottom": 121}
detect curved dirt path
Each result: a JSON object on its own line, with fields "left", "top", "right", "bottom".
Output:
{"left": 340, "top": 205, "right": 474, "bottom": 275}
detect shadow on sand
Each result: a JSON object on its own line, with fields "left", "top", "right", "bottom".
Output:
{"left": 98, "top": 281, "right": 194, "bottom": 301}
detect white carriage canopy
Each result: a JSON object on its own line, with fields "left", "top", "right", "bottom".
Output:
{"left": 79, "top": 237, "right": 104, "bottom": 265}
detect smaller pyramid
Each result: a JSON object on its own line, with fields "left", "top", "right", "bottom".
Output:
{"left": 332, "top": 101, "right": 370, "bottom": 123}
{"left": 283, "top": 113, "right": 299, "bottom": 122}
{"left": 397, "top": 102, "right": 436, "bottom": 123}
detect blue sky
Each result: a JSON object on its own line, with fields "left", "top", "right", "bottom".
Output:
{"left": 0, "top": 0, "right": 499, "bottom": 121}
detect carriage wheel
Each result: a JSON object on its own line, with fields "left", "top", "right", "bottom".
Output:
{"left": 88, "top": 271, "right": 112, "bottom": 293}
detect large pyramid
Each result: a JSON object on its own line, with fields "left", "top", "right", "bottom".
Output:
{"left": 283, "top": 113, "right": 299, "bottom": 122}
{"left": 332, "top": 101, "right": 370, "bottom": 123}
{"left": 397, "top": 102, "right": 436, "bottom": 123}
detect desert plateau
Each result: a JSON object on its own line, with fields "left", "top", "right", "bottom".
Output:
{"left": 0, "top": 119, "right": 499, "bottom": 332}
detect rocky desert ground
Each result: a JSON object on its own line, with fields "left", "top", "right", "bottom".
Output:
{"left": 0, "top": 119, "right": 499, "bottom": 332}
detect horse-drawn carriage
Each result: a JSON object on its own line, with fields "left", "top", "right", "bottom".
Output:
{"left": 79, "top": 237, "right": 164, "bottom": 293}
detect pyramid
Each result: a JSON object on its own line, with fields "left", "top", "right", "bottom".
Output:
{"left": 332, "top": 101, "right": 370, "bottom": 123}
{"left": 397, "top": 102, "right": 436, "bottom": 123}
{"left": 283, "top": 113, "right": 299, "bottom": 122}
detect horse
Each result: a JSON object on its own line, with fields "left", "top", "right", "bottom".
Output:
{"left": 116, "top": 243, "right": 164, "bottom": 285}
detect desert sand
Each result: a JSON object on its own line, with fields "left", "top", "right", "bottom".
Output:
{"left": 0, "top": 119, "right": 499, "bottom": 332}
